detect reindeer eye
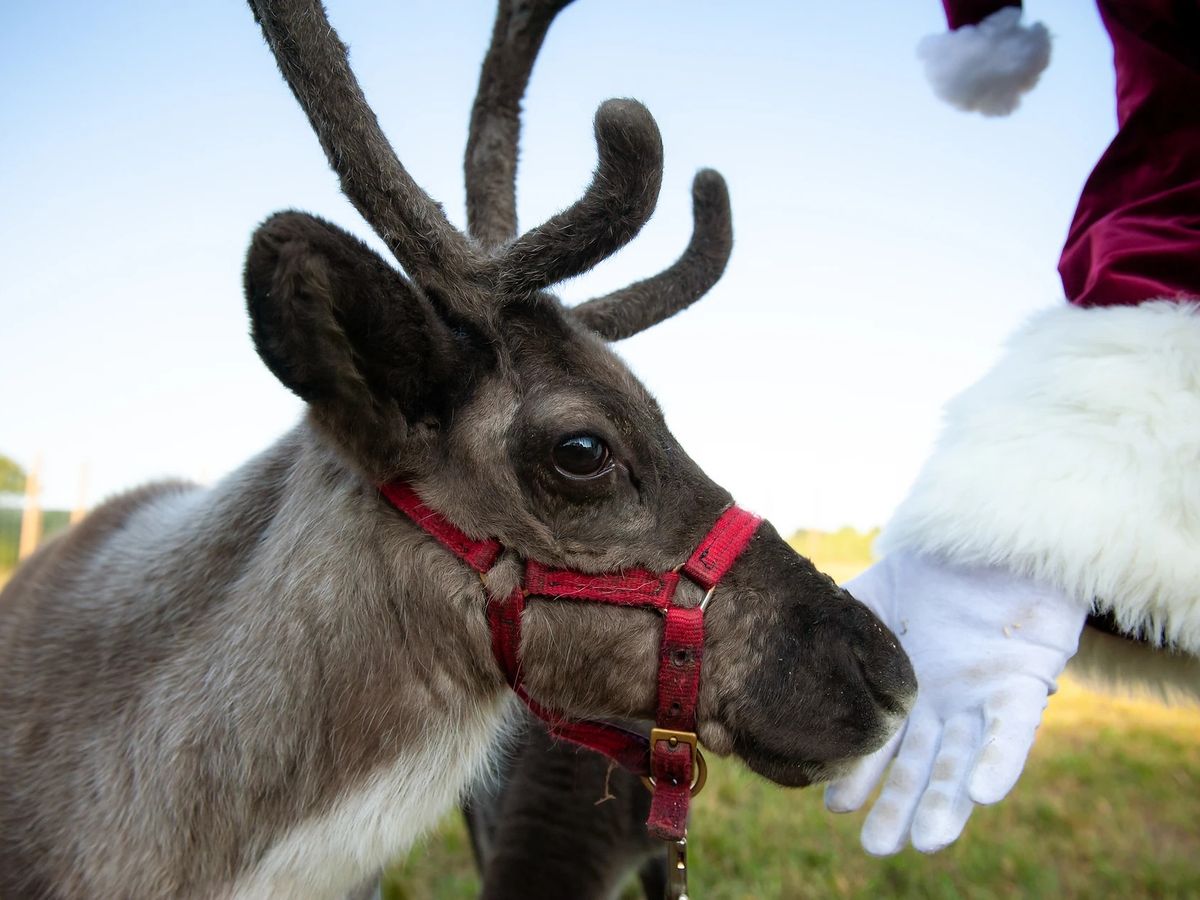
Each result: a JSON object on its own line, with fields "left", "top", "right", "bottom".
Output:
{"left": 551, "top": 434, "right": 612, "bottom": 479}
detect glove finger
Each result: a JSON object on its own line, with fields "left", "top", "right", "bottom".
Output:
{"left": 969, "top": 677, "right": 1050, "bottom": 805}
{"left": 911, "top": 710, "right": 982, "bottom": 853}
{"left": 860, "top": 710, "right": 940, "bottom": 856}
{"left": 825, "top": 724, "right": 905, "bottom": 813}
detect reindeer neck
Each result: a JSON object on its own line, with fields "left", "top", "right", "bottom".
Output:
{"left": 0, "top": 420, "right": 512, "bottom": 897}
{"left": 206, "top": 422, "right": 514, "bottom": 886}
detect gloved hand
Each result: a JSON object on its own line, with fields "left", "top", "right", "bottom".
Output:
{"left": 825, "top": 552, "right": 1090, "bottom": 855}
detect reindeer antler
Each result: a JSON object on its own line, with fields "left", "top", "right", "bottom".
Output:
{"left": 250, "top": 0, "right": 479, "bottom": 300}
{"left": 466, "top": 0, "right": 575, "bottom": 250}
{"left": 571, "top": 169, "right": 733, "bottom": 340}
{"left": 251, "top": 0, "right": 728, "bottom": 328}
{"left": 251, "top": 0, "right": 663, "bottom": 313}
{"left": 463, "top": 0, "right": 733, "bottom": 338}
{"left": 491, "top": 98, "right": 664, "bottom": 296}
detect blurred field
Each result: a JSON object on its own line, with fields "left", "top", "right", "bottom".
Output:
{"left": 383, "top": 535, "right": 1200, "bottom": 899}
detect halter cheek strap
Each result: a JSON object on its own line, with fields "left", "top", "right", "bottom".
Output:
{"left": 379, "top": 481, "right": 761, "bottom": 841}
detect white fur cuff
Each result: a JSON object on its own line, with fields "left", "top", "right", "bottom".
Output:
{"left": 917, "top": 7, "right": 1051, "bottom": 117}
{"left": 878, "top": 301, "right": 1200, "bottom": 655}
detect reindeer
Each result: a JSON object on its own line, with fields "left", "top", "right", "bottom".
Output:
{"left": 0, "top": 1, "right": 916, "bottom": 897}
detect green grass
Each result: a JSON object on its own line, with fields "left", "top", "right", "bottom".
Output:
{"left": 382, "top": 681, "right": 1200, "bottom": 899}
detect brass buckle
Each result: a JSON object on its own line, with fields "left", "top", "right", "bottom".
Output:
{"left": 641, "top": 728, "right": 708, "bottom": 797}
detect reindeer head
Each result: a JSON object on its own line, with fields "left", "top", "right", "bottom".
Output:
{"left": 245, "top": 0, "right": 914, "bottom": 788}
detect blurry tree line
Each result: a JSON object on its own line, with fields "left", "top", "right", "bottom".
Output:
{"left": 788, "top": 525, "right": 879, "bottom": 567}
{"left": 0, "top": 454, "right": 23, "bottom": 495}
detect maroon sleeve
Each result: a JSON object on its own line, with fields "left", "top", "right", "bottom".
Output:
{"left": 1058, "top": 0, "right": 1200, "bottom": 308}
{"left": 940, "top": 0, "right": 1021, "bottom": 30}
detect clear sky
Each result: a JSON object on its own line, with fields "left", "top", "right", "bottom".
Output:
{"left": 1, "top": 1, "right": 1114, "bottom": 532}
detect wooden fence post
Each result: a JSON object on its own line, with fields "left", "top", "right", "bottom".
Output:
{"left": 70, "top": 463, "right": 90, "bottom": 525}
{"left": 17, "top": 455, "right": 43, "bottom": 561}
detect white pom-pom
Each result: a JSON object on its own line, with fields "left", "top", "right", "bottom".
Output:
{"left": 917, "top": 7, "right": 1051, "bottom": 117}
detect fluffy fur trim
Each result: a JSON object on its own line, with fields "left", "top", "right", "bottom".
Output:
{"left": 878, "top": 301, "right": 1200, "bottom": 655}
{"left": 917, "top": 7, "right": 1051, "bottom": 117}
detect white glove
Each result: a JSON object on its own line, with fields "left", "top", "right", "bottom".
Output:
{"left": 825, "top": 552, "right": 1090, "bottom": 855}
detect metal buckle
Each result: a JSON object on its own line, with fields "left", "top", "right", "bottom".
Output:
{"left": 640, "top": 728, "right": 708, "bottom": 797}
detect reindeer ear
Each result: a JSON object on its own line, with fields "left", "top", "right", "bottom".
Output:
{"left": 244, "top": 211, "right": 460, "bottom": 468}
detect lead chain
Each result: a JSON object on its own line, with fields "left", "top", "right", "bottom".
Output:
{"left": 666, "top": 833, "right": 689, "bottom": 900}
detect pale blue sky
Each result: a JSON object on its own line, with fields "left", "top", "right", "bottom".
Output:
{"left": 1, "top": 1, "right": 1114, "bottom": 531}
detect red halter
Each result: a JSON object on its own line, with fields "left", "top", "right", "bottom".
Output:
{"left": 380, "top": 481, "right": 761, "bottom": 841}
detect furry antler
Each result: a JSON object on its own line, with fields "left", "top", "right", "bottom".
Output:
{"left": 466, "top": 0, "right": 576, "bottom": 249}
{"left": 571, "top": 168, "right": 732, "bottom": 340}
{"left": 490, "top": 98, "right": 664, "bottom": 296}
{"left": 251, "top": 0, "right": 727, "bottom": 325}
{"left": 250, "top": 0, "right": 479, "bottom": 301}
{"left": 463, "top": 0, "right": 733, "bottom": 338}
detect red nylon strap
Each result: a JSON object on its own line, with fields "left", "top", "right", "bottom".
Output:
{"left": 646, "top": 604, "right": 705, "bottom": 840}
{"left": 525, "top": 561, "right": 680, "bottom": 609}
{"left": 487, "top": 587, "right": 525, "bottom": 689}
{"left": 683, "top": 506, "right": 762, "bottom": 589}
{"left": 519, "top": 689, "right": 652, "bottom": 776}
{"left": 379, "top": 482, "right": 502, "bottom": 573}
{"left": 487, "top": 584, "right": 654, "bottom": 775}
{"left": 655, "top": 606, "right": 705, "bottom": 732}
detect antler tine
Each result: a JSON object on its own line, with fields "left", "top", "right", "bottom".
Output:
{"left": 466, "top": 0, "right": 575, "bottom": 250}
{"left": 571, "top": 169, "right": 733, "bottom": 341}
{"left": 250, "top": 0, "right": 480, "bottom": 301}
{"left": 492, "top": 98, "right": 664, "bottom": 297}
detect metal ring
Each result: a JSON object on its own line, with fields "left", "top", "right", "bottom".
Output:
{"left": 640, "top": 746, "right": 708, "bottom": 798}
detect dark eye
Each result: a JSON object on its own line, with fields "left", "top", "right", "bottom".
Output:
{"left": 551, "top": 434, "right": 612, "bottom": 479}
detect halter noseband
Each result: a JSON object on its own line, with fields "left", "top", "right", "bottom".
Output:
{"left": 380, "top": 481, "right": 761, "bottom": 841}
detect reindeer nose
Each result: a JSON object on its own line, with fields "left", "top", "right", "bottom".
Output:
{"left": 845, "top": 598, "right": 917, "bottom": 717}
